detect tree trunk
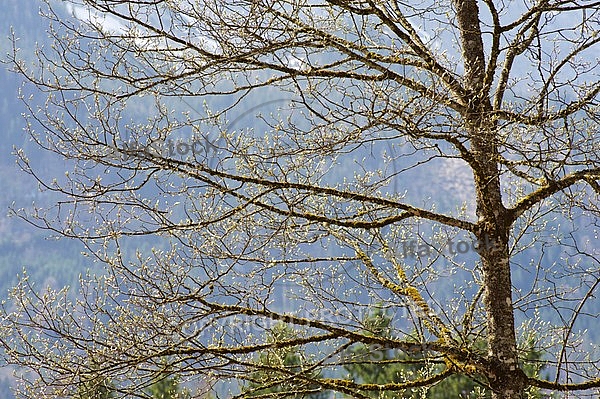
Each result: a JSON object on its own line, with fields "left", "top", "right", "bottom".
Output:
{"left": 453, "top": 0, "right": 527, "bottom": 397}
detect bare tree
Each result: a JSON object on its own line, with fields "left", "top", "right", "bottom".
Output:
{"left": 1, "top": 0, "right": 599, "bottom": 398}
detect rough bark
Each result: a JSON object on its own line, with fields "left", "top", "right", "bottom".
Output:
{"left": 454, "top": 0, "right": 526, "bottom": 397}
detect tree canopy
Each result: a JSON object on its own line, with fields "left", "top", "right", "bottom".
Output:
{"left": 1, "top": 1, "right": 599, "bottom": 399}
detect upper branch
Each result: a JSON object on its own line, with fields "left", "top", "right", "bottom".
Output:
{"left": 528, "top": 377, "right": 600, "bottom": 391}
{"left": 508, "top": 168, "right": 600, "bottom": 221}
{"left": 148, "top": 153, "right": 477, "bottom": 232}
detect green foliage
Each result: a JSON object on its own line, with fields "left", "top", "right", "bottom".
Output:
{"left": 244, "top": 323, "right": 326, "bottom": 399}
{"left": 72, "top": 359, "right": 192, "bottom": 399}
{"left": 144, "top": 358, "right": 192, "bottom": 399}
{"left": 342, "top": 309, "right": 547, "bottom": 399}
{"left": 74, "top": 376, "right": 116, "bottom": 399}
{"left": 342, "top": 307, "right": 429, "bottom": 398}
{"left": 145, "top": 374, "right": 191, "bottom": 399}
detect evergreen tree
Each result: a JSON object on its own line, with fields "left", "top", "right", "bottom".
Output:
{"left": 244, "top": 323, "right": 326, "bottom": 399}
{"left": 74, "top": 376, "right": 116, "bottom": 399}
{"left": 145, "top": 359, "right": 191, "bottom": 399}
{"left": 146, "top": 374, "right": 190, "bottom": 399}
{"left": 343, "top": 309, "right": 547, "bottom": 398}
